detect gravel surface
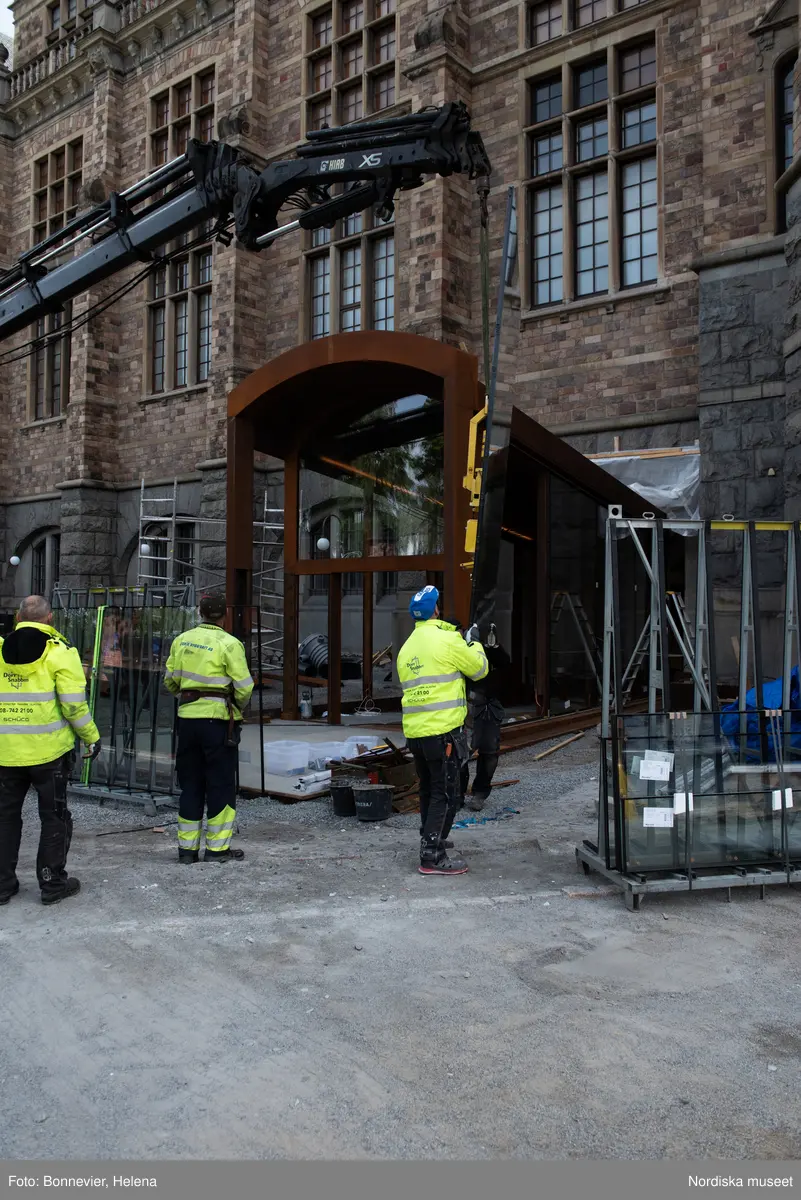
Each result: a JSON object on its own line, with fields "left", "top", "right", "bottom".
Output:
{"left": 3, "top": 731, "right": 801, "bottom": 1161}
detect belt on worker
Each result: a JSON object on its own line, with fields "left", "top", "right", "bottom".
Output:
{"left": 178, "top": 689, "right": 241, "bottom": 740}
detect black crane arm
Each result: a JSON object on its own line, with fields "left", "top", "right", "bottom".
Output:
{"left": 0, "top": 101, "right": 490, "bottom": 342}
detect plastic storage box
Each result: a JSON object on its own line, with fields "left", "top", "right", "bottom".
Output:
{"left": 343, "top": 735, "right": 377, "bottom": 760}
{"left": 308, "top": 741, "right": 348, "bottom": 769}
{"left": 264, "top": 740, "right": 310, "bottom": 776}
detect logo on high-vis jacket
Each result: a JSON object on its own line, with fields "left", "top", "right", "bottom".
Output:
{"left": 405, "top": 656, "right": 423, "bottom": 676}
{"left": 3, "top": 673, "right": 25, "bottom": 690}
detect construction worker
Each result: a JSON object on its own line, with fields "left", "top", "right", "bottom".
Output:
{"left": 465, "top": 632, "right": 510, "bottom": 812}
{"left": 164, "top": 595, "right": 254, "bottom": 864}
{"left": 0, "top": 595, "right": 100, "bottom": 906}
{"left": 398, "top": 585, "right": 488, "bottom": 876}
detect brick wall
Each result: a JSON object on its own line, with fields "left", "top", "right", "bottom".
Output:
{"left": 0, "top": 0, "right": 796, "bottom": 597}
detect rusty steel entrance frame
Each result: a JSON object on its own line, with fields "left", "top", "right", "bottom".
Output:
{"left": 225, "top": 331, "right": 480, "bottom": 723}
{"left": 579, "top": 509, "right": 801, "bottom": 909}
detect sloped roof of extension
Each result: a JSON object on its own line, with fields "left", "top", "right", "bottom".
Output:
{"left": 753, "top": 0, "right": 797, "bottom": 33}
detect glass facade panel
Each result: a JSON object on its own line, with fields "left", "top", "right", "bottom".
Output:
{"left": 299, "top": 395, "right": 445, "bottom": 559}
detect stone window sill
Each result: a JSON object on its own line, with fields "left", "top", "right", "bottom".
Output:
{"left": 521, "top": 283, "right": 672, "bottom": 324}
{"left": 139, "top": 384, "right": 210, "bottom": 406}
{"left": 21, "top": 415, "right": 67, "bottom": 430}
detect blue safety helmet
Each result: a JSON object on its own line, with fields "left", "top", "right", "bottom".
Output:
{"left": 409, "top": 585, "right": 439, "bottom": 621}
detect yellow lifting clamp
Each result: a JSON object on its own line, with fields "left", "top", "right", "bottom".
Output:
{"left": 462, "top": 404, "right": 488, "bottom": 565}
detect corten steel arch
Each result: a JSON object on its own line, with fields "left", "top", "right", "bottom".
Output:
{"left": 226, "top": 332, "right": 480, "bottom": 715}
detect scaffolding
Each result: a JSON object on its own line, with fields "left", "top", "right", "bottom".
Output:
{"left": 137, "top": 477, "right": 285, "bottom": 664}
{"left": 578, "top": 508, "right": 801, "bottom": 908}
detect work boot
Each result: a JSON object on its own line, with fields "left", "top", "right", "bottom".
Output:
{"left": 204, "top": 848, "right": 245, "bottom": 862}
{"left": 419, "top": 854, "right": 469, "bottom": 876}
{"left": 419, "top": 835, "right": 468, "bottom": 876}
{"left": 418, "top": 826, "right": 453, "bottom": 849}
{"left": 465, "top": 792, "right": 488, "bottom": 812}
{"left": 0, "top": 881, "right": 20, "bottom": 905}
{"left": 178, "top": 850, "right": 199, "bottom": 864}
{"left": 41, "top": 878, "right": 81, "bottom": 906}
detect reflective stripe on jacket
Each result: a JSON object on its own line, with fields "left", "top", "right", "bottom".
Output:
{"left": 397, "top": 619, "right": 488, "bottom": 739}
{"left": 164, "top": 623, "right": 254, "bottom": 720}
{"left": 0, "top": 621, "right": 100, "bottom": 766}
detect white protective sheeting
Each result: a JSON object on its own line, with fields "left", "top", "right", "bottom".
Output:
{"left": 593, "top": 450, "right": 700, "bottom": 523}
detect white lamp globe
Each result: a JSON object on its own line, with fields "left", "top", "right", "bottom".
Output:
{"left": 316, "top": 537, "right": 330, "bottom": 552}
{"left": 140, "top": 542, "right": 151, "bottom": 556}
{"left": 8, "top": 555, "right": 20, "bottom": 567}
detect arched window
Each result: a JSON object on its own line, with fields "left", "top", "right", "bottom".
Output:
{"left": 19, "top": 528, "right": 61, "bottom": 600}
{"left": 135, "top": 521, "right": 197, "bottom": 587}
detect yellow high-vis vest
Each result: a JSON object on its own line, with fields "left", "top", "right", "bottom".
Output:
{"left": 397, "top": 619, "right": 488, "bottom": 739}
{"left": 0, "top": 622, "right": 100, "bottom": 766}
{"left": 164, "top": 623, "right": 254, "bottom": 720}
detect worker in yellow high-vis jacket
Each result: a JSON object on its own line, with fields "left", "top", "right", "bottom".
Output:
{"left": 0, "top": 595, "right": 100, "bottom": 906}
{"left": 398, "top": 585, "right": 488, "bottom": 876}
{"left": 164, "top": 595, "right": 254, "bottom": 864}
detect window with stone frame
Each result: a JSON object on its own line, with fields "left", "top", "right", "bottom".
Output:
{"left": 149, "top": 67, "right": 216, "bottom": 169}
{"left": 779, "top": 55, "right": 797, "bottom": 173}
{"left": 30, "top": 305, "right": 72, "bottom": 421}
{"left": 775, "top": 54, "right": 797, "bottom": 231}
{"left": 524, "top": 38, "right": 658, "bottom": 308}
{"left": 306, "top": 208, "right": 394, "bottom": 339}
{"left": 32, "top": 139, "right": 82, "bottom": 248}
{"left": 304, "top": 0, "right": 398, "bottom": 133}
{"left": 525, "top": 0, "right": 647, "bottom": 44}
{"left": 146, "top": 70, "right": 216, "bottom": 395}
{"left": 147, "top": 244, "right": 213, "bottom": 395}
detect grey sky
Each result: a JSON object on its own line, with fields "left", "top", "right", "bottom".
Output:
{"left": 0, "top": 4, "right": 12, "bottom": 39}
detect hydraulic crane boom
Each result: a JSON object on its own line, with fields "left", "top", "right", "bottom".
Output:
{"left": 0, "top": 102, "right": 490, "bottom": 342}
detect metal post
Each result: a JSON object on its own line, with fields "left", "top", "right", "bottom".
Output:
{"left": 470, "top": 186, "right": 516, "bottom": 628}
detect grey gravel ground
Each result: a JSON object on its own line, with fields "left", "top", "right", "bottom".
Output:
{"left": 2, "top": 732, "right": 801, "bottom": 1161}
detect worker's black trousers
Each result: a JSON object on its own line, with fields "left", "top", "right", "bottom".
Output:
{"left": 176, "top": 718, "right": 237, "bottom": 855}
{"left": 470, "top": 699, "right": 505, "bottom": 800}
{"left": 407, "top": 728, "right": 469, "bottom": 863}
{"left": 0, "top": 753, "right": 74, "bottom": 900}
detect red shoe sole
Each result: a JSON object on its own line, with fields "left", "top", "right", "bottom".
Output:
{"left": 418, "top": 865, "right": 469, "bottom": 875}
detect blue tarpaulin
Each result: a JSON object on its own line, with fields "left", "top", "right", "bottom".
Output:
{"left": 720, "top": 666, "right": 801, "bottom": 761}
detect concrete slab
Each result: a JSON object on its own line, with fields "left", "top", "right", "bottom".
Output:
{"left": 2, "top": 739, "right": 801, "bottom": 1160}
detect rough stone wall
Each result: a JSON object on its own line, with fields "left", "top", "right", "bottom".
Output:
{"left": 697, "top": 253, "right": 788, "bottom": 524}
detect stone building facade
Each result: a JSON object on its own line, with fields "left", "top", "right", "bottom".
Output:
{"left": 0, "top": 0, "right": 798, "bottom": 608}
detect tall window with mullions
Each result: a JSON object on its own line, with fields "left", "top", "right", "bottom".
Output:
{"left": 306, "top": 209, "right": 394, "bottom": 339}
{"left": 147, "top": 246, "right": 213, "bottom": 393}
{"left": 532, "top": 185, "right": 563, "bottom": 306}
{"left": 524, "top": 37, "right": 659, "bottom": 307}
{"left": 777, "top": 56, "right": 797, "bottom": 231}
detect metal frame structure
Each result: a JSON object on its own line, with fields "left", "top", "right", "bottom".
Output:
{"left": 579, "top": 508, "right": 801, "bottom": 908}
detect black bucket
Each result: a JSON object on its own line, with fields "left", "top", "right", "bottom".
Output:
{"left": 331, "top": 781, "right": 357, "bottom": 817}
{"left": 353, "top": 784, "right": 393, "bottom": 822}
